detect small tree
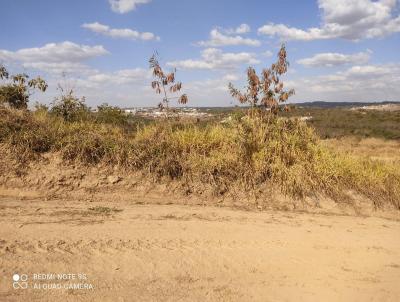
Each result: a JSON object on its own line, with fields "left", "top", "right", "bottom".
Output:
{"left": 50, "top": 85, "right": 89, "bottom": 122}
{"left": 149, "top": 53, "right": 188, "bottom": 114}
{"left": 95, "top": 103, "right": 128, "bottom": 125}
{"left": 0, "top": 65, "right": 47, "bottom": 109}
{"left": 228, "top": 45, "right": 294, "bottom": 115}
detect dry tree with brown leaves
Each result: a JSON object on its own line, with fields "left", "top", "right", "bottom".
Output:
{"left": 229, "top": 44, "right": 294, "bottom": 115}
{"left": 149, "top": 53, "right": 188, "bottom": 115}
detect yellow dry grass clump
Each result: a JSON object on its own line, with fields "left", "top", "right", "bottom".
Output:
{"left": 323, "top": 137, "right": 400, "bottom": 164}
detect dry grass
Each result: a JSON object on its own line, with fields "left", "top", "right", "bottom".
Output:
{"left": 1, "top": 106, "right": 399, "bottom": 209}
{"left": 323, "top": 137, "right": 400, "bottom": 164}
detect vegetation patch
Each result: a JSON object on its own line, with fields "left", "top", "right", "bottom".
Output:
{"left": 1, "top": 106, "right": 399, "bottom": 210}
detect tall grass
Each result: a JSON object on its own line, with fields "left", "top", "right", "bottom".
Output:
{"left": 1, "top": 106, "right": 399, "bottom": 209}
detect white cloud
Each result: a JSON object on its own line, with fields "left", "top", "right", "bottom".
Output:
{"left": 225, "top": 23, "right": 251, "bottom": 34}
{"left": 86, "top": 68, "right": 151, "bottom": 85}
{"left": 297, "top": 50, "right": 371, "bottom": 67}
{"left": 0, "top": 41, "right": 108, "bottom": 74}
{"left": 258, "top": 24, "right": 325, "bottom": 41}
{"left": 258, "top": 0, "right": 400, "bottom": 41}
{"left": 222, "top": 73, "right": 240, "bottom": 81}
{"left": 167, "top": 48, "right": 260, "bottom": 70}
{"left": 0, "top": 41, "right": 108, "bottom": 63}
{"left": 198, "top": 29, "right": 261, "bottom": 47}
{"left": 343, "top": 64, "right": 395, "bottom": 77}
{"left": 235, "top": 23, "right": 251, "bottom": 34}
{"left": 82, "top": 22, "right": 159, "bottom": 41}
{"left": 22, "top": 62, "right": 93, "bottom": 75}
{"left": 262, "top": 50, "right": 273, "bottom": 58}
{"left": 183, "top": 74, "right": 244, "bottom": 106}
{"left": 109, "top": 0, "right": 151, "bottom": 14}
{"left": 32, "top": 63, "right": 400, "bottom": 108}
{"left": 289, "top": 63, "right": 400, "bottom": 102}
{"left": 187, "top": 78, "right": 230, "bottom": 92}
{"left": 29, "top": 67, "right": 155, "bottom": 108}
{"left": 0, "top": 44, "right": 153, "bottom": 107}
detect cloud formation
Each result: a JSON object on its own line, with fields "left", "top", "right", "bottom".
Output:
{"left": 197, "top": 29, "right": 261, "bottom": 47}
{"left": 225, "top": 23, "right": 251, "bottom": 34}
{"left": 258, "top": 0, "right": 400, "bottom": 41}
{"left": 262, "top": 50, "right": 273, "bottom": 58}
{"left": 167, "top": 48, "right": 260, "bottom": 70}
{"left": 0, "top": 41, "right": 108, "bottom": 74}
{"left": 85, "top": 68, "right": 151, "bottom": 85}
{"left": 82, "top": 22, "right": 159, "bottom": 41}
{"left": 297, "top": 50, "right": 371, "bottom": 67}
{"left": 289, "top": 63, "right": 400, "bottom": 102}
{"left": 109, "top": 0, "right": 151, "bottom": 14}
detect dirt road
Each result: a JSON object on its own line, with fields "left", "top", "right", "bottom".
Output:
{"left": 0, "top": 196, "right": 399, "bottom": 301}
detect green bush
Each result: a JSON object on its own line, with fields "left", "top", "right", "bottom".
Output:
{"left": 50, "top": 90, "right": 91, "bottom": 122}
{"left": 0, "top": 85, "right": 29, "bottom": 109}
{"left": 0, "top": 107, "right": 55, "bottom": 162}
{"left": 95, "top": 103, "right": 128, "bottom": 125}
{"left": 0, "top": 66, "right": 47, "bottom": 109}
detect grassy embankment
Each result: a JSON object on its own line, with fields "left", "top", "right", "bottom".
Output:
{"left": 1, "top": 106, "right": 399, "bottom": 210}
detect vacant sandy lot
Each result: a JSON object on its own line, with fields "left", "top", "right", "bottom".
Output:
{"left": 0, "top": 196, "right": 399, "bottom": 302}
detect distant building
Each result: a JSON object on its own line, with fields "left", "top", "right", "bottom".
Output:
{"left": 124, "top": 109, "right": 137, "bottom": 114}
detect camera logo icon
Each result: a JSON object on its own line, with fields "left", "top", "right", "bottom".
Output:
{"left": 13, "top": 274, "right": 28, "bottom": 289}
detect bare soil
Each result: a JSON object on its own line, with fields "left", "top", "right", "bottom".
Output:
{"left": 0, "top": 191, "right": 399, "bottom": 302}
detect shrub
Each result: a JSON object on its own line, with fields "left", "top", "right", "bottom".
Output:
{"left": 95, "top": 103, "right": 128, "bottom": 125}
{"left": 0, "top": 107, "right": 55, "bottom": 162}
{"left": 0, "top": 65, "right": 47, "bottom": 109}
{"left": 50, "top": 89, "right": 90, "bottom": 122}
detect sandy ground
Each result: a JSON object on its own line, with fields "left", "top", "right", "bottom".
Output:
{"left": 0, "top": 196, "right": 399, "bottom": 302}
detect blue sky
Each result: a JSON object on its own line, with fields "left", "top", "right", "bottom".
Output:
{"left": 1, "top": 0, "right": 400, "bottom": 107}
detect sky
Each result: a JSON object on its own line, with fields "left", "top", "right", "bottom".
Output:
{"left": 1, "top": 0, "right": 400, "bottom": 107}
